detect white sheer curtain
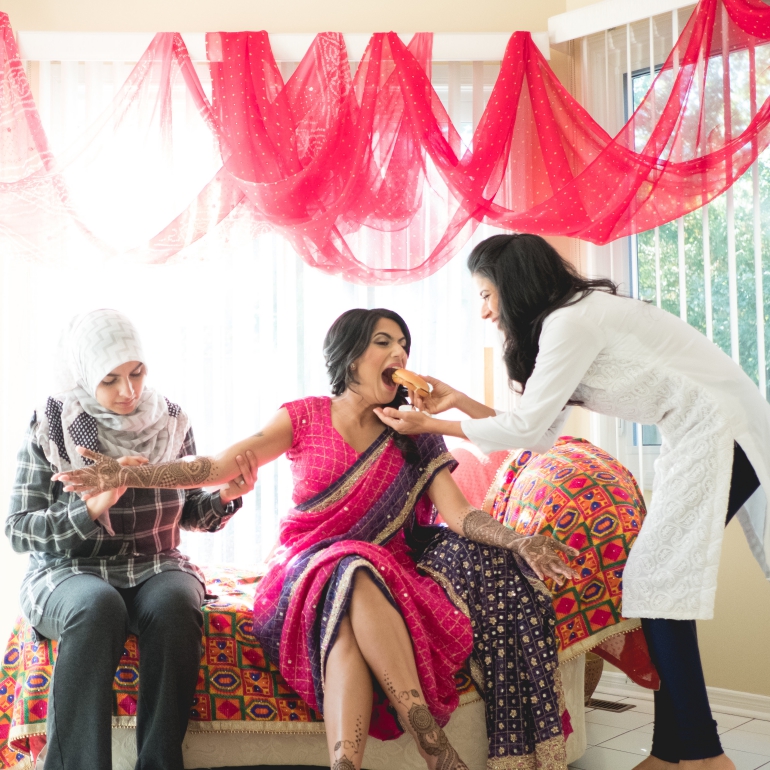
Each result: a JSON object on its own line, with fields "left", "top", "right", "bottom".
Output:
{"left": 0, "top": 51, "right": 507, "bottom": 641}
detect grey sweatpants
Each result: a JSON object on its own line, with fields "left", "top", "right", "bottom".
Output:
{"left": 35, "top": 570, "right": 204, "bottom": 770}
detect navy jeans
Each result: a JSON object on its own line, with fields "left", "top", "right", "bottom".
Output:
{"left": 641, "top": 442, "right": 759, "bottom": 762}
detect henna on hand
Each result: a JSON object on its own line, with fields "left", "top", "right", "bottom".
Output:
{"left": 461, "top": 508, "right": 579, "bottom": 583}
{"left": 55, "top": 447, "right": 216, "bottom": 493}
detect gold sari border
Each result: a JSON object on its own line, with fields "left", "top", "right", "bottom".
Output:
{"left": 418, "top": 564, "right": 471, "bottom": 618}
{"left": 318, "top": 558, "right": 395, "bottom": 693}
{"left": 288, "top": 451, "right": 452, "bottom": 619}
{"left": 375, "top": 452, "right": 455, "bottom": 545}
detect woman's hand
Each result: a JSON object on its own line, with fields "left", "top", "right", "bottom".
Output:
{"left": 412, "top": 376, "right": 459, "bottom": 414}
{"left": 55, "top": 448, "right": 125, "bottom": 499}
{"left": 219, "top": 450, "right": 258, "bottom": 504}
{"left": 373, "top": 407, "right": 434, "bottom": 435}
{"left": 461, "top": 508, "right": 578, "bottom": 585}
{"left": 84, "top": 455, "right": 148, "bottom": 519}
{"left": 512, "top": 534, "right": 580, "bottom": 585}
{"left": 427, "top": 469, "right": 578, "bottom": 584}
{"left": 413, "top": 376, "right": 496, "bottom": 419}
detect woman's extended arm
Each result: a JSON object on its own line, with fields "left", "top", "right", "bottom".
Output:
{"left": 55, "top": 408, "right": 294, "bottom": 499}
{"left": 378, "top": 310, "right": 604, "bottom": 453}
{"left": 426, "top": 467, "right": 578, "bottom": 583}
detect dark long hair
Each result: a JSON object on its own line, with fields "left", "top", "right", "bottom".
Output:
{"left": 467, "top": 234, "right": 618, "bottom": 393}
{"left": 323, "top": 308, "right": 419, "bottom": 465}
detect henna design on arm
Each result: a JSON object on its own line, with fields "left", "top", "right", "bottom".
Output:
{"left": 461, "top": 508, "right": 521, "bottom": 550}
{"left": 56, "top": 449, "right": 217, "bottom": 493}
{"left": 461, "top": 508, "right": 579, "bottom": 583}
{"left": 117, "top": 456, "right": 215, "bottom": 489}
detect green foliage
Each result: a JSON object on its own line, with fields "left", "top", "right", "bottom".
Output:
{"left": 633, "top": 63, "right": 770, "bottom": 397}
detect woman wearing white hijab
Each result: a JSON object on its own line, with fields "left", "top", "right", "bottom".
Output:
{"left": 5, "top": 309, "right": 256, "bottom": 770}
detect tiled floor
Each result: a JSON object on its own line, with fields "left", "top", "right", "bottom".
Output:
{"left": 570, "top": 693, "right": 770, "bottom": 770}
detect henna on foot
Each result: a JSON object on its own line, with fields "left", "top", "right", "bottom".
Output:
{"left": 383, "top": 674, "right": 468, "bottom": 770}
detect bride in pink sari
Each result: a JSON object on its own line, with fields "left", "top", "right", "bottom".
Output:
{"left": 56, "top": 309, "right": 578, "bottom": 770}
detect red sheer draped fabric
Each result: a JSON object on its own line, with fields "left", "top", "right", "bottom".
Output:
{"left": 204, "top": 31, "right": 460, "bottom": 282}
{"left": 0, "top": 13, "right": 72, "bottom": 259}
{"left": 491, "top": 0, "right": 770, "bottom": 241}
{"left": 0, "top": 22, "right": 225, "bottom": 262}
{"left": 3, "top": 0, "right": 770, "bottom": 279}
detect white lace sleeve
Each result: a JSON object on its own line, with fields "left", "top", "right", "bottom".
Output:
{"left": 462, "top": 307, "right": 605, "bottom": 454}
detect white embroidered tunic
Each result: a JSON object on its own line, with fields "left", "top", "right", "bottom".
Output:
{"left": 462, "top": 290, "right": 770, "bottom": 620}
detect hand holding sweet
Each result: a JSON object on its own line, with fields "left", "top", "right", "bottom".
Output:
{"left": 374, "top": 406, "right": 434, "bottom": 435}
{"left": 412, "top": 376, "right": 458, "bottom": 414}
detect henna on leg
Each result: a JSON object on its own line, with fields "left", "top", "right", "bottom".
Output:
{"left": 382, "top": 675, "right": 468, "bottom": 770}
{"left": 324, "top": 615, "right": 371, "bottom": 770}
{"left": 347, "top": 570, "right": 468, "bottom": 770}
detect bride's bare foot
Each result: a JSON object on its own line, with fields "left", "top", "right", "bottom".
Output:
{"left": 680, "top": 756, "right": 735, "bottom": 770}
{"left": 633, "top": 757, "right": 678, "bottom": 770}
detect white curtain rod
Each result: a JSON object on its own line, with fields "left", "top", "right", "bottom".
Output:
{"left": 548, "top": 0, "right": 695, "bottom": 44}
{"left": 17, "top": 31, "right": 551, "bottom": 62}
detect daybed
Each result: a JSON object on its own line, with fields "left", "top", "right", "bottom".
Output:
{"left": 0, "top": 566, "right": 586, "bottom": 769}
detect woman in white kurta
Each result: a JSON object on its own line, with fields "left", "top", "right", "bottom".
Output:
{"left": 376, "top": 233, "right": 767, "bottom": 770}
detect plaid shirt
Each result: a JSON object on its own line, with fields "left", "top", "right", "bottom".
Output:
{"left": 6, "top": 417, "right": 241, "bottom": 626}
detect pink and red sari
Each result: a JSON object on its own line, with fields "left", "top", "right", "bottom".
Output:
{"left": 252, "top": 397, "right": 567, "bottom": 767}
{"left": 252, "top": 397, "right": 471, "bottom": 736}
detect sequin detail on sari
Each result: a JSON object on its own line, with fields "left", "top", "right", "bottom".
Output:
{"left": 419, "top": 531, "right": 565, "bottom": 764}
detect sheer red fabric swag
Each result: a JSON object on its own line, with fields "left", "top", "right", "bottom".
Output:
{"left": 2, "top": 0, "right": 770, "bottom": 281}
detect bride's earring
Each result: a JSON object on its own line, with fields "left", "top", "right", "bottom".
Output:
{"left": 351, "top": 364, "right": 357, "bottom": 370}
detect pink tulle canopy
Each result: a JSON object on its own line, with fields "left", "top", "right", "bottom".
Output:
{"left": 2, "top": 0, "right": 770, "bottom": 282}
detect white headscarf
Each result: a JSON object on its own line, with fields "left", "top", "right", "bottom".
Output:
{"left": 34, "top": 308, "right": 190, "bottom": 474}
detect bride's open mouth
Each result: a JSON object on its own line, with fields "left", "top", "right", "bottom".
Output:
{"left": 382, "top": 367, "right": 398, "bottom": 388}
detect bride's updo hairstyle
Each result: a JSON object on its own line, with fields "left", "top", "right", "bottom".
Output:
{"left": 467, "top": 233, "right": 618, "bottom": 394}
{"left": 324, "top": 308, "right": 419, "bottom": 465}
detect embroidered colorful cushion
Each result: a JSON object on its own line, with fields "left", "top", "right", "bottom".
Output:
{"left": 483, "top": 437, "right": 647, "bottom": 664}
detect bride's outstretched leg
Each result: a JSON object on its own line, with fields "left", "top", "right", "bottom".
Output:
{"left": 324, "top": 615, "right": 372, "bottom": 770}
{"left": 348, "top": 570, "right": 469, "bottom": 770}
